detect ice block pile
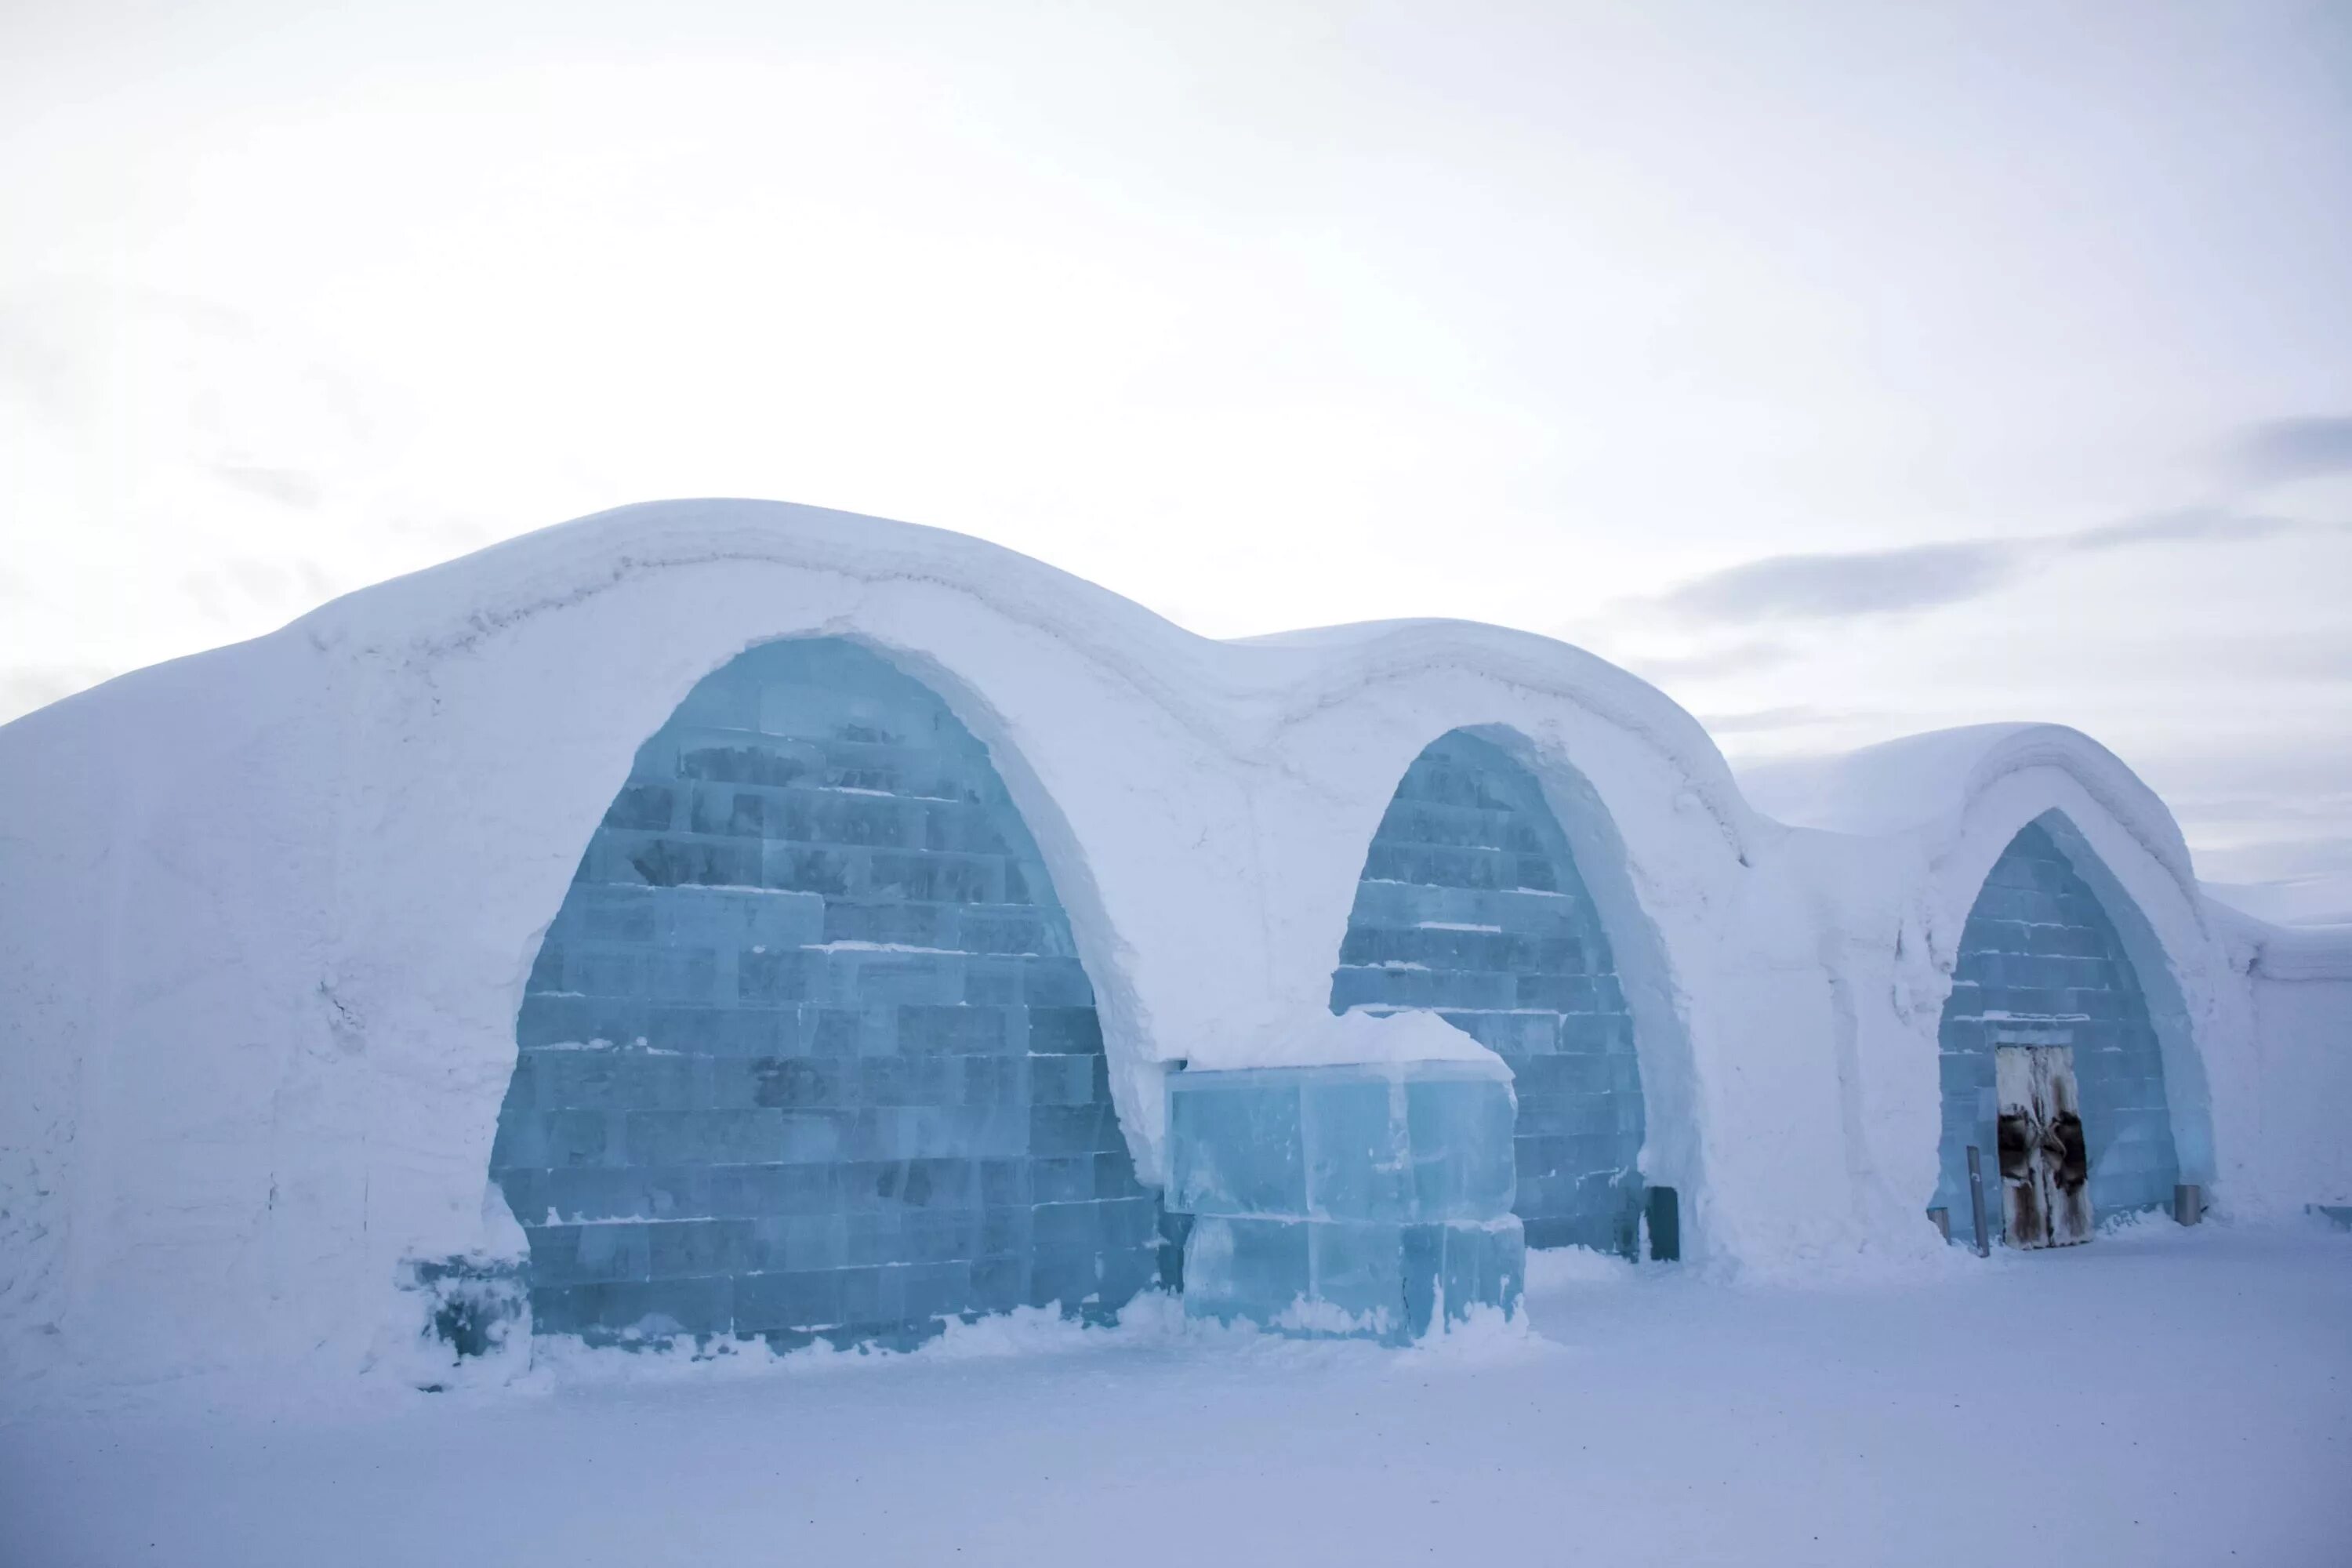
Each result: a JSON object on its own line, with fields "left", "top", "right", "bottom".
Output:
{"left": 1167, "top": 1059, "right": 1525, "bottom": 1342}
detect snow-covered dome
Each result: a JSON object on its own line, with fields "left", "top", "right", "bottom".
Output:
{"left": 0, "top": 500, "right": 2342, "bottom": 1397}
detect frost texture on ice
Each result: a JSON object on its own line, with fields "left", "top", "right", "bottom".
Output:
{"left": 1330, "top": 729, "right": 1647, "bottom": 1253}
{"left": 1167, "top": 1057, "right": 1525, "bottom": 1342}
{"left": 492, "top": 637, "right": 1155, "bottom": 1346}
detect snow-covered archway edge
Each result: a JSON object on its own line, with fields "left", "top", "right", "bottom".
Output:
{"left": 2, "top": 500, "right": 2343, "bottom": 1396}
{"left": 1743, "top": 724, "right": 2323, "bottom": 1242}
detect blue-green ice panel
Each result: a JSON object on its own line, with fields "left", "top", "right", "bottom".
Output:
{"left": 491, "top": 637, "right": 1155, "bottom": 1347}
{"left": 1933, "top": 821, "right": 2180, "bottom": 1234}
{"left": 1329, "top": 731, "right": 1646, "bottom": 1251}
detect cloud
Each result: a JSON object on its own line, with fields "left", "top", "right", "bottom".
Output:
{"left": 2071, "top": 505, "right": 2305, "bottom": 550}
{"left": 0, "top": 308, "right": 79, "bottom": 423}
{"left": 1617, "top": 639, "right": 1796, "bottom": 683}
{"left": 210, "top": 463, "right": 323, "bottom": 510}
{"left": 180, "top": 556, "right": 342, "bottom": 626}
{"left": 1653, "top": 541, "right": 2019, "bottom": 624}
{"left": 1646, "top": 508, "right": 2338, "bottom": 627}
{"left": 0, "top": 664, "right": 115, "bottom": 723}
{"left": 2229, "top": 416, "right": 2352, "bottom": 486}
{"left": 1695, "top": 704, "right": 1875, "bottom": 735}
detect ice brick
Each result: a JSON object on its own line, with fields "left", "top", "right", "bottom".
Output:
{"left": 1327, "top": 729, "right": 1648, "bottom": 1256}
{"left": 1168, "top": 1062, "right": 1521, "bottom": 1341}
{"left": 490, "top": 637, "right": 1157, "bottom": 1348}
{"left": 1168, "top": 1073, "right": 1305, "bottom": 1216}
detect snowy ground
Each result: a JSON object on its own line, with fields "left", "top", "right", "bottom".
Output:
{"left": 5, "top": 1222, "right": 2347, "bottom": 1568}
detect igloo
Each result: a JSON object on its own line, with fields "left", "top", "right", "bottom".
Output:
{"left": 0, "top": 501, "right": 2343, "bottom": 1394}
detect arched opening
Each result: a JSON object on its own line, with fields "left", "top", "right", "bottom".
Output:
{"left": 1329, "top": 729, "right": 1650, "bottom": 1254}
{"left": 488, "top": 636, "right": 1155, "bottom": 1348}
{"left": 1935, "top": 814, "right": 2183, "bottom": 1245}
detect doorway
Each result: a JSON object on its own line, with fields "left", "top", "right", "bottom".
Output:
{"left": 1996, "top": 1044, "right": 2092, "bottom": 1248}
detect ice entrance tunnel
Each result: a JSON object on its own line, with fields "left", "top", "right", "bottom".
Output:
{"left": 1934, "top": 816, "right": 2181, "bottom": 1242}
{"left": 1332, "top": 730, "right": 1650, "bottom": 1253}
{"left": 489, "top": 637, "right": 1158, "bottom": 1347}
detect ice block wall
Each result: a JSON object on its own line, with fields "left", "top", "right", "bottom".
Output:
{"left": 1330, "top": 730, "right": 1649, "bottom": 1252}
{"left": 489, "top": 636, "right": 1158, "bottom": 1348}
{"left": 1935, "top": 816, "right": 2180, "bottom": 1233}
{"left": 1166, "top": 1061, "right": 1525, "bottom": 1342}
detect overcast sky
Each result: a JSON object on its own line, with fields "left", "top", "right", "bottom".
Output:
{"left": 2, "top": 1, "right": 2347, "bottom": 913}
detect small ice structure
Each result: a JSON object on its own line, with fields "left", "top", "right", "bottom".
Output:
{"left": 1167, "top": 1012, "right": 1524, "bottom": 1342}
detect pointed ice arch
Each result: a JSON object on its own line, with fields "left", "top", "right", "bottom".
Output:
{"left": 1743, "top": 724, "right": 2228, "bottom": 1217}
{"left": 1934, "top": 815, "right": 2182, "bottom": 1232}
{"left": 1931, "top": 808, "right": 2217, "bottom": 1233}
{"left": 1327, "top": 725, "right": 1695, "bottom": 1254}
{"left": 490, "top": 635, "right": 1156, "bottom": 1347}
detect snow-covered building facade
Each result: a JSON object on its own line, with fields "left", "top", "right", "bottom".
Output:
{"left": 1, "top": 501, "right": 2346, "bottom": 1393}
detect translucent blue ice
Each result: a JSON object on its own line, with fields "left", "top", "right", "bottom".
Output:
{"left": 1934, "top": 818, "right": 2180, "bottom": 1233}
{"left": 1167, "top": 1063, "right": 1524, "bottom": 1342}
{"left": 490, "top": 637, "right": 1156, "bottom": 1348}
{"left": 1331, "top": 730, "right": 1647, "bottom": 1253}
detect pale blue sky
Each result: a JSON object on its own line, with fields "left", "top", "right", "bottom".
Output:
{"left": 2, "top": 1, "right": 2347, "bottom": 910}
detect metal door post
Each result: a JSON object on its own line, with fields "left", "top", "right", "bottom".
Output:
{"left": 1965, "top": 1144, "right": 1990, "bottom": 1257}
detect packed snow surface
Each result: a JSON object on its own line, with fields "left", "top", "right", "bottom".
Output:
{"left": 1203, "top": 1004, "right": 1509, "bottom": 1070}
{"left": 2, "top": 1224, "right": 2345, "bottom": 1567}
